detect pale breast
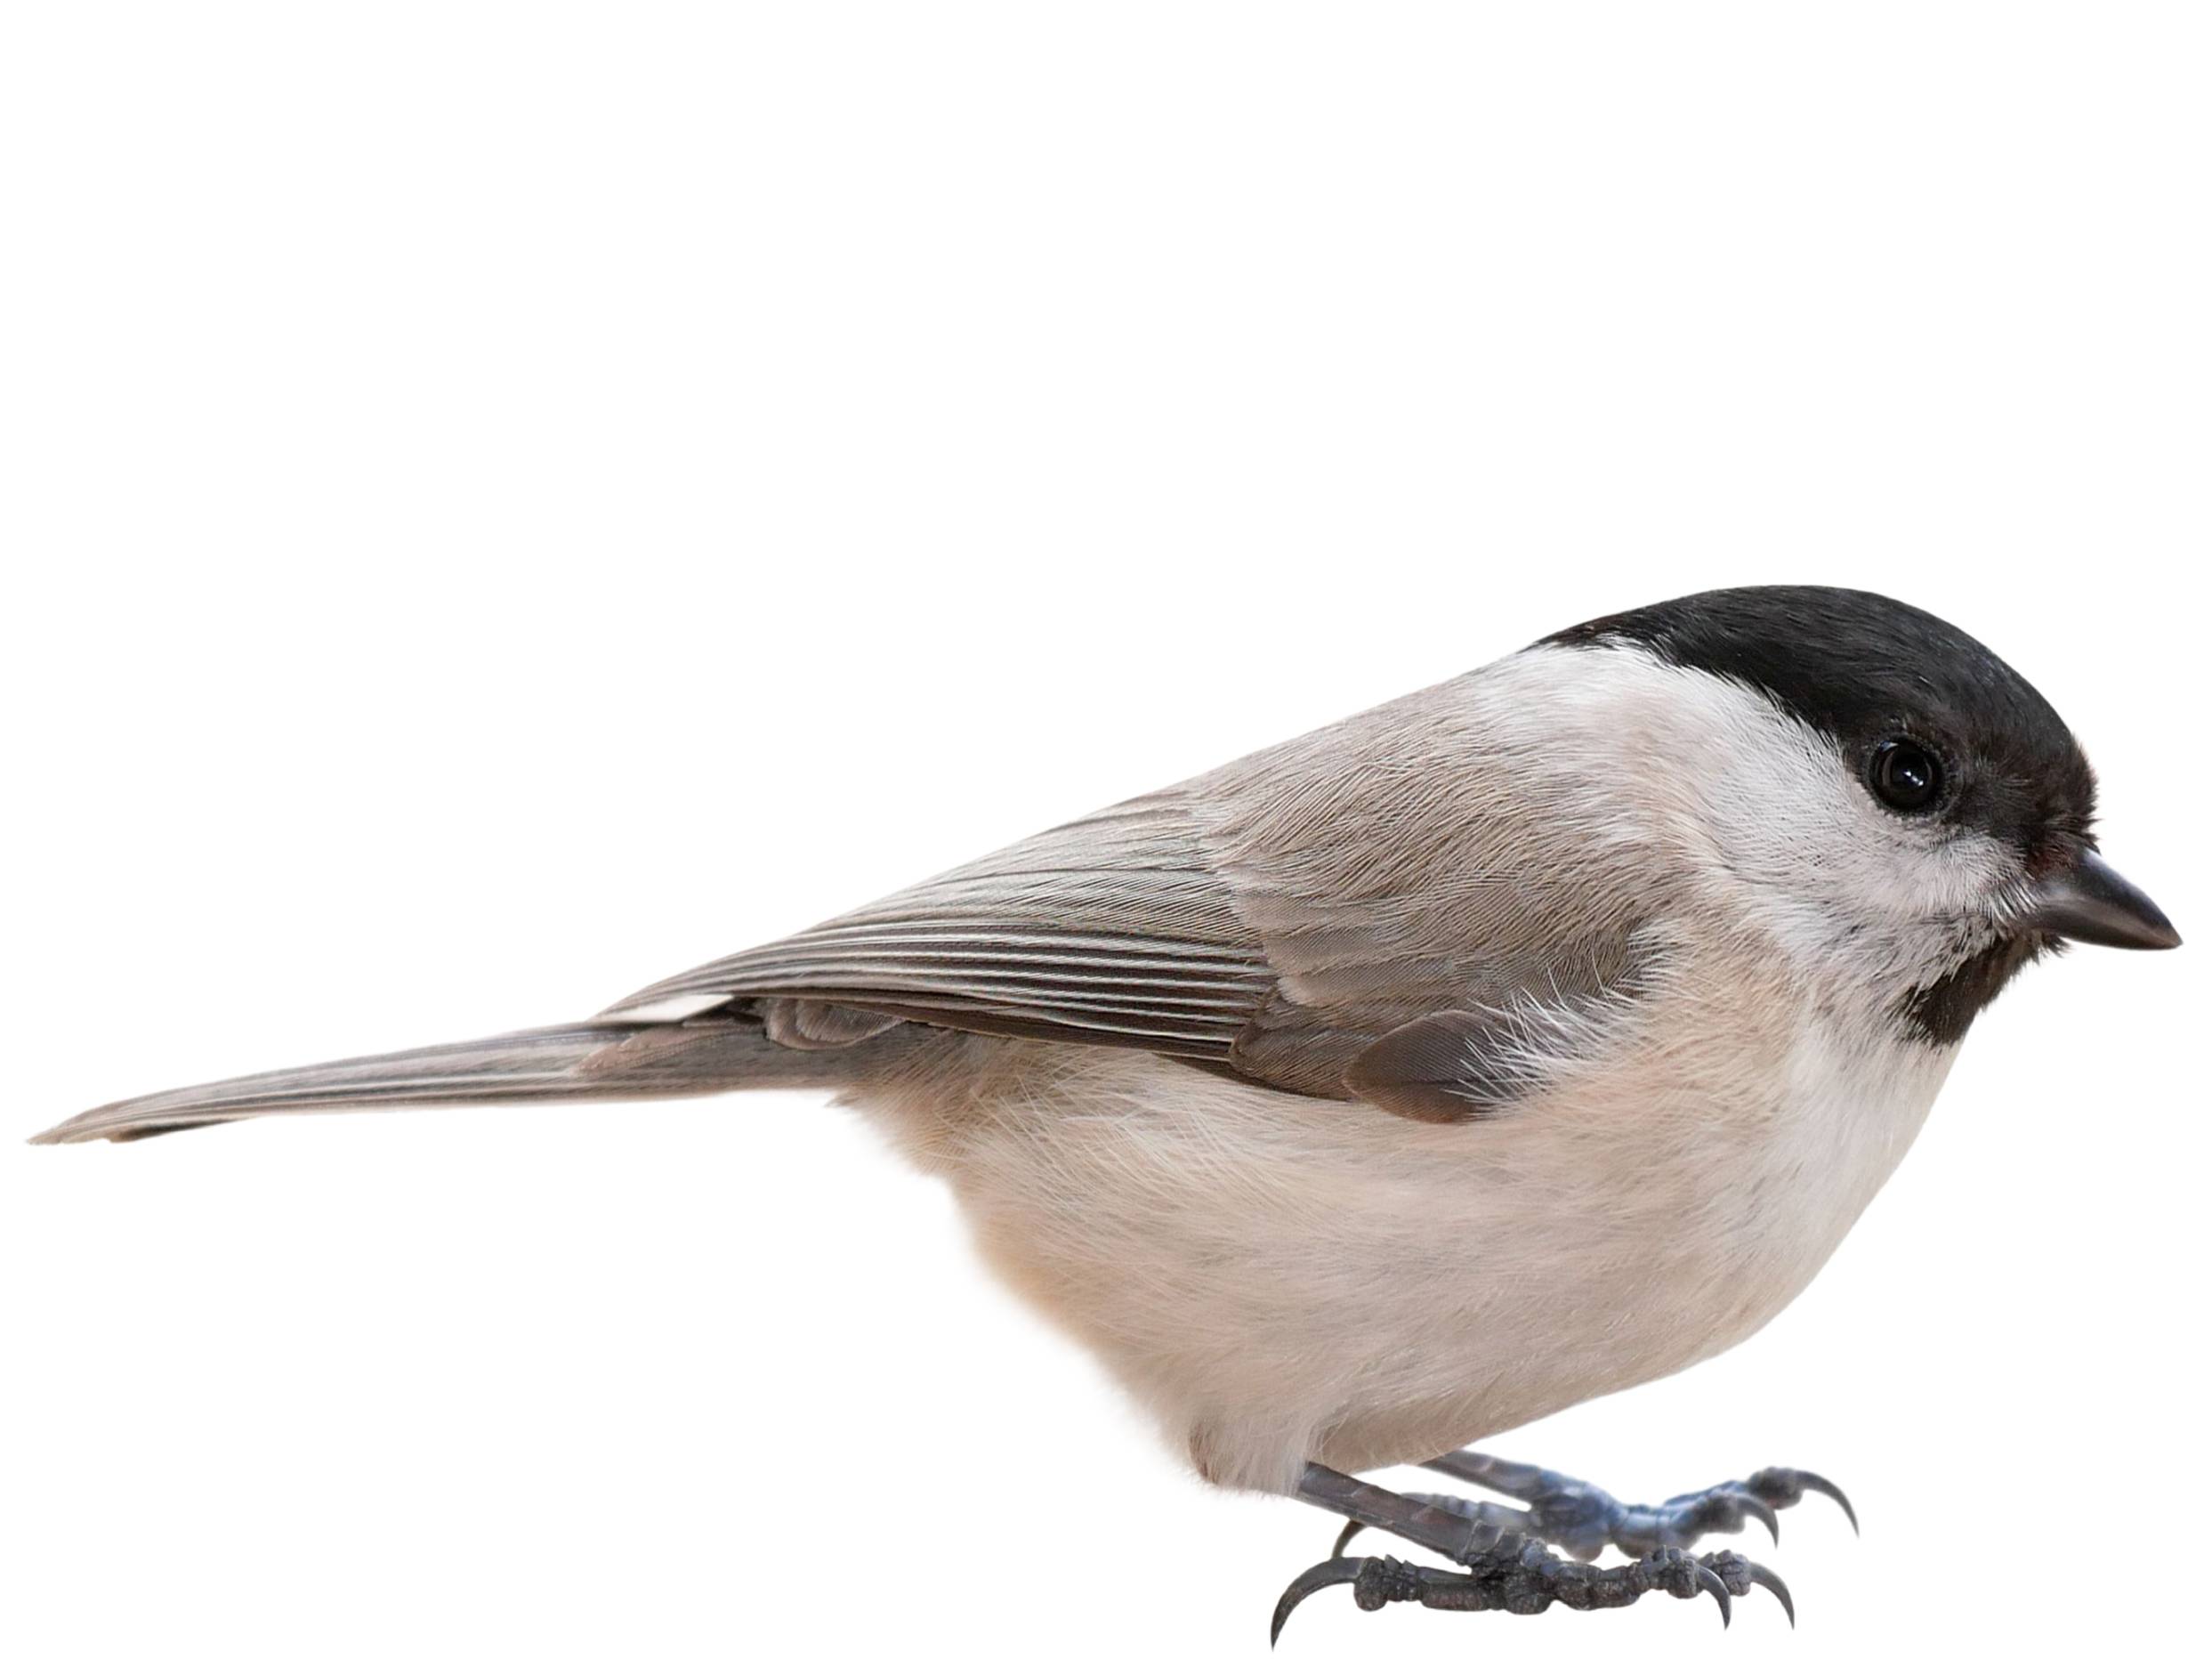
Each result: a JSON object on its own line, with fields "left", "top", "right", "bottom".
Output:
{"left": 850, "top": 952, "right": 1957, "bottom": 1493}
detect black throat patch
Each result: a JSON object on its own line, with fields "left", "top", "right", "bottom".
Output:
{"left": 1899, "top": 934, "right": 2058, "bottom": 1044}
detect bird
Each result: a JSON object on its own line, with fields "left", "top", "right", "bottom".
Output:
{"left": 35, "top": 585, "right": 2180, "bottom": 1638}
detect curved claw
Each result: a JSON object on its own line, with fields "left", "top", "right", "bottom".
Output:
{"left": 1797, "top": 1473, "right": 1859, "bottom": 1535}
{"left": 1694, "top": 1564, "right": 1733, "bottom": 1629}
{"left": 1329, "top": 1517, "right": 1365, "bottom": 1558}
{"left": 1739, "top": 1493, "right": 1781, "bottom": 1547}
{"left": 1742, "top": 1560, "right": 1796, "bottom": 1628}
{"left": 1271, "top": 1557, "right": 1369, "bottom": 1647}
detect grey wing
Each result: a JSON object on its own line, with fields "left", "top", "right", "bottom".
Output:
{"left": 605, "top": 793, "right": 1281, "bottom": 1060}
{"left": 605, "top": 678, "right": 1657, "bottom": 1120}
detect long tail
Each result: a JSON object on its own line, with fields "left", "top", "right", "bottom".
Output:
{"left": 31, "top": 1016, "right": 869, "bottom": 1145}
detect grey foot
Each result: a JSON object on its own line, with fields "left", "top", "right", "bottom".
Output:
{"left": 1272, "top": 1529, "right": 1790, "bottom": 1645}
{"left": 1335, "top": 1451, "right": 1857, "bottom": 1561}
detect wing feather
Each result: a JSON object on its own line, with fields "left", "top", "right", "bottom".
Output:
{"left": 602, "top": 789, "right": 1279, "bottom": 1057}
{"left": 603, "top": 673, "right": 1659, "bottom": 1116}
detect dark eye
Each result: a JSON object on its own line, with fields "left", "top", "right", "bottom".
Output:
{"left": 1868, "top": 738, "right": 1944, "bottom": 812}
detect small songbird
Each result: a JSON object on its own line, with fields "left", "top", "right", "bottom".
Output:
{"left": 36, "top": 586, "right": 2180, "bottom": 1638}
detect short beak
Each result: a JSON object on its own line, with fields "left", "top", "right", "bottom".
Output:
{"left": 2014, "top": 848, "right": 2182, "bottom": 951}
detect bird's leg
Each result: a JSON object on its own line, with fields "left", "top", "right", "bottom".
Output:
{"left": 1413, "top": 1448, "right": 1857, "bottom": 1559}
{"left": 1274, "top": 1463, "right": 1788, "bottom": 1645}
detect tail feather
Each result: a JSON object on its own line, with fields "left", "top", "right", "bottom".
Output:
{"left": 31, "top": 1016, "right": 867, "bottom": 1145}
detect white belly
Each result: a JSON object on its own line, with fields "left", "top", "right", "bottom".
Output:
{"left": 853, "top": 1002, "right": 1957, "bottom": 1494}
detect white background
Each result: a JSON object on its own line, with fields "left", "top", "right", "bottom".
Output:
{"left": 4, "top": 4, "right": 2207, "bottom": 1655}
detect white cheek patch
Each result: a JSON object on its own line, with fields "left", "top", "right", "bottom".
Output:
{"left": 1920, "top": 829, "right": 2022, "bottom": 915}
{"left": 1512, "top": 646, "right": 2014, "bottom": 985}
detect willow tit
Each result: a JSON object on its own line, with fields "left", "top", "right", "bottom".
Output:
{"left": 36, "top": 586, "right": 2178, "bottom": 1637}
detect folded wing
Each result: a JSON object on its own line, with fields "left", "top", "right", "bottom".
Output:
{"left": 606, "top": 677, "right": 1658, "bottom": 1121}
{"left": 605, "top": 794, "right": 1280, "bottom": 1058}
